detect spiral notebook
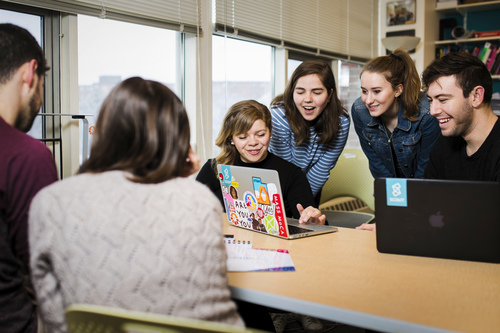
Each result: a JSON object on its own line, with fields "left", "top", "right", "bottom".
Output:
{"left": 224, "top": 237, "right": 295, "bottom": 271}
{"left": 217, "top": 164, "right": 337, "bottom": 239}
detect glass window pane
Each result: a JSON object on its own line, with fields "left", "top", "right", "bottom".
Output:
{"left": 0, "top": 9, "right": 43, "bottom": 139}
{"left": 212, "top": 36, "right": 273, "bottom": 154}
{"left": 338, "top": 61, "right": 363, "bottom": 149}
{"left": 78, "top": 15, "right": 179, "bottom": 162}
{"left": 287, "top": 59, "right": 301, "bottom": 79}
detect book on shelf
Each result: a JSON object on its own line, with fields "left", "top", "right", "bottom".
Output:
{"left": 436, "top": 0, "right": 460, "bottom": 8}
{"left": 474, "top": 30, "right": 500, "bottom": 39}
{"left": 436, "top": 41, "right": 500, "bottom": 74}
{"left": 486, "top": 45, "right": 499, "bottom": 71}
{"left": 436, "top": 0, "right": 458, "bottom": 8}
{"left": 479, "top": 42, "right": 492, "bottom": 64}
{"left": 492, "top": 52, "right": 500, "bottom": 75}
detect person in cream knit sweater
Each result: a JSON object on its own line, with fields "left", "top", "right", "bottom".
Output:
{"left": 28, "top": 77, "right": 244, "bottom": 333}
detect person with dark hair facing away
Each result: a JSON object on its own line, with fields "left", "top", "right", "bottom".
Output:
{"left": 270, "top": 60, "right": 350, "bottom": 205}
{"left": 0, "top": 23, "right": 58, "bottom": 333}
{"left": 28, "top": 77, "right": 244, "bottom": 333}
{"left": 422, "top": 52, "right": 500, "bottom": 181}
{"left": 352, "top": 48, "right": 441, "bottom": 180}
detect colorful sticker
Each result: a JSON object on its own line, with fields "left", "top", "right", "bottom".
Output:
{"left": 224, "top": 197, "right": 239, "bottom": 225}
{"left": 243, "top": 191, "right": 258, "bottom": 212}
{"left": 263, "top": 214, "right": 279, "bottom": 235}
{"left": 386, "top": 178, "right": 407, "bottom": 207}
{"left": 221, "top": 165, "right": 232, "bottom": 186}
{"left": 256, "top": 207, "right": 265, "bottom": 219}
{"left": 272, "top": 194, "right": 288, "bottom": 237}
{"left": 252, "top": 177, "right": 271, "bottom": 205}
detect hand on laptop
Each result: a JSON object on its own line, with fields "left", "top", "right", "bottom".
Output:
{"left": 297, "top": 204, "right": 326, "bottom": 225}
{"left": 356, "top": 223, "right": 376, "bottom": 231}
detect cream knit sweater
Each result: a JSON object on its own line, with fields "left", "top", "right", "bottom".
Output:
{"left": 29, "top": 171, "right": 244, "bottom": 332}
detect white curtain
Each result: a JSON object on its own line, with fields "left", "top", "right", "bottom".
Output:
{"left": 3, "top": 0, "right": 201, "bottom": 33}
{"left": 215, "top": 0, "right": 376, "bottom": 61}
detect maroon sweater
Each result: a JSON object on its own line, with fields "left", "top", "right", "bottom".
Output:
{"left": 0, "top": 117, "right": 57, "bottom": 333}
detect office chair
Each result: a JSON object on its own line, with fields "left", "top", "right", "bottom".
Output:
{"left": 65, "top": 304, "right": 270, "bottom": 333}
{"left": 319, "top": 149, "right": 375, "bottom": 213}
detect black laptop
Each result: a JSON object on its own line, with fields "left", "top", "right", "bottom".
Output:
{"left": 374, "top": 178, "right": 500, "bottom": 263}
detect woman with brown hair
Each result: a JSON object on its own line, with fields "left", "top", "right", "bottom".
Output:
{"left": 196, "top": 99, "right": 326, "bottom": 332}
{"left": 352, "top": 48, "right": 440, "bottom": 179}
{"left": 29, "top": 77, "right": 244, "bottom": 332}
{"left": 270, "top": 59, "right": 350, "bottom": 204}
{"left": 196, "top": 99, "right": 325, "bottom": 224}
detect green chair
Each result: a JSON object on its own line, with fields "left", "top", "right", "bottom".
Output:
{"left": 65, "top": 304, "right": 270, "bottom": 333}
{"left": 319, "top": 149, "right": 375, "bottom": 213}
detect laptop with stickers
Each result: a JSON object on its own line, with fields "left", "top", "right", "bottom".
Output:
{"left": 217, "top": 164, "right": 337, "bottom": 239}
{"left": 375, "top": 178, "right": 500, "bottom": 263}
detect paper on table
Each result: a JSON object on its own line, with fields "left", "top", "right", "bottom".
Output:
{"left": 225, "top": 240, "right": 295, "bottom": 272}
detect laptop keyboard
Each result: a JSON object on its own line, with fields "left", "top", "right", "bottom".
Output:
{"left": 288, "top": 225, "right": 313, "bottom": 235}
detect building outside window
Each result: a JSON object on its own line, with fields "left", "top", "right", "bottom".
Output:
{"left": 78, "top": 15, "right": 180, "bottom": 163}
{"left": 212, "top": 35, "right": 273, "bottom": 155}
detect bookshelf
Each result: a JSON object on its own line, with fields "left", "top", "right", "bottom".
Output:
{"left": 434, "top": 1, "right": 500, "bottom": 80}
{"left": 435, "top": 0, "right": 500, "bottom": 14}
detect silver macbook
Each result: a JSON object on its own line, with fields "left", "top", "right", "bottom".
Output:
{"left": 217, "top": 164, "right": 337, "bottom": 239}
{"left": 375, "top": 178, "right": 500, "bottom": 263}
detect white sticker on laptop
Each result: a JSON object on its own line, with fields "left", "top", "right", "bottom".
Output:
{"left": 386, "top": 178, "right": 407, "bottom": 207}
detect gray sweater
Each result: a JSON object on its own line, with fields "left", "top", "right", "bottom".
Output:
{"left": 29, "top": 171, "right": 244, "bottom": 332}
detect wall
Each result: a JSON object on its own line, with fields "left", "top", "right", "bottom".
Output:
{"left": 378, "top": 0, "right": 438, "bottom": 74}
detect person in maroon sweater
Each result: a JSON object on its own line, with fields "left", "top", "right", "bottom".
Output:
{"left": 0, "top": 24, "right": 58, "bottom": 333}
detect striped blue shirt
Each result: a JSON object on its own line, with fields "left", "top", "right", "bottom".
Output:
{"left": 269, "top": 105, "right": 350, "bottom": 196}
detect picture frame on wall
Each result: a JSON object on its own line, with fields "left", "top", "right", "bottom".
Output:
{"left": 386, "top": 0, "right": 416, "bottom": 26}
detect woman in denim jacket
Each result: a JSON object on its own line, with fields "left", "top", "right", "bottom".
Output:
{"left": 352, "top": 48, "right": 440, "bottom": 179}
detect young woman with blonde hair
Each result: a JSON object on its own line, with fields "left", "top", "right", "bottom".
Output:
{"left": 352, "top": 48, "right": 440, "bottom": 179}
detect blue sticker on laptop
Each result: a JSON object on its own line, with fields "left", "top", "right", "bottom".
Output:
{"left": 221, "top": 165, "right": 232, "bottom": 186}
{"left": 386, "top": 178, "right": 407, "bottom": 207}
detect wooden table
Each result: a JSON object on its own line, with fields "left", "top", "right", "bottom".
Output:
{"left": 223, "top": 221, "right": 500, "bottom": 333}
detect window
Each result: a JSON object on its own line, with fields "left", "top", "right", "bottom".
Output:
{"left": 287, "top": 59, "right": 301, "bottom": 79}
{"left": 77, "top": 14, "right": 180, "bottom": 162}
{"left": 212, "top": 35, "right": 273, "bottom": 154}
{"left": 338, "top": 60, "right": 363, "bottom": 149}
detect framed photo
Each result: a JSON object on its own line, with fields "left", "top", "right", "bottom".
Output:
{"left": 386, "top": 0, "right": 416, "bottom": 26}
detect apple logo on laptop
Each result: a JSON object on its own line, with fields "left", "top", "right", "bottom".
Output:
{"left": 429, "top": 211, "right": 444, "bottom": 228}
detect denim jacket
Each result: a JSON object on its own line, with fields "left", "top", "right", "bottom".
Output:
{"left": 351, "top": 93, "right": 440, "bottom": 179}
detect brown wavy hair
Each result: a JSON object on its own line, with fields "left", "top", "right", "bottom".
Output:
{"left": 361, "top": 48, "right": 421, "bottom": 120}
{"left": 79, "top": 77, "right": 191, "bottom": 184}
{"left": 271, "top": 59, "right": 347, "bottom": 145}
{"left": 213, "top": 100, "right": 272, "bottom": 169}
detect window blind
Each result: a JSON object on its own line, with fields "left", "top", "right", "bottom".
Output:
{"left": 214, "top": 0, "right": 376, "bottom": 62}
{"left": 3, "top": 0, "right": 201, "bottom": 33}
